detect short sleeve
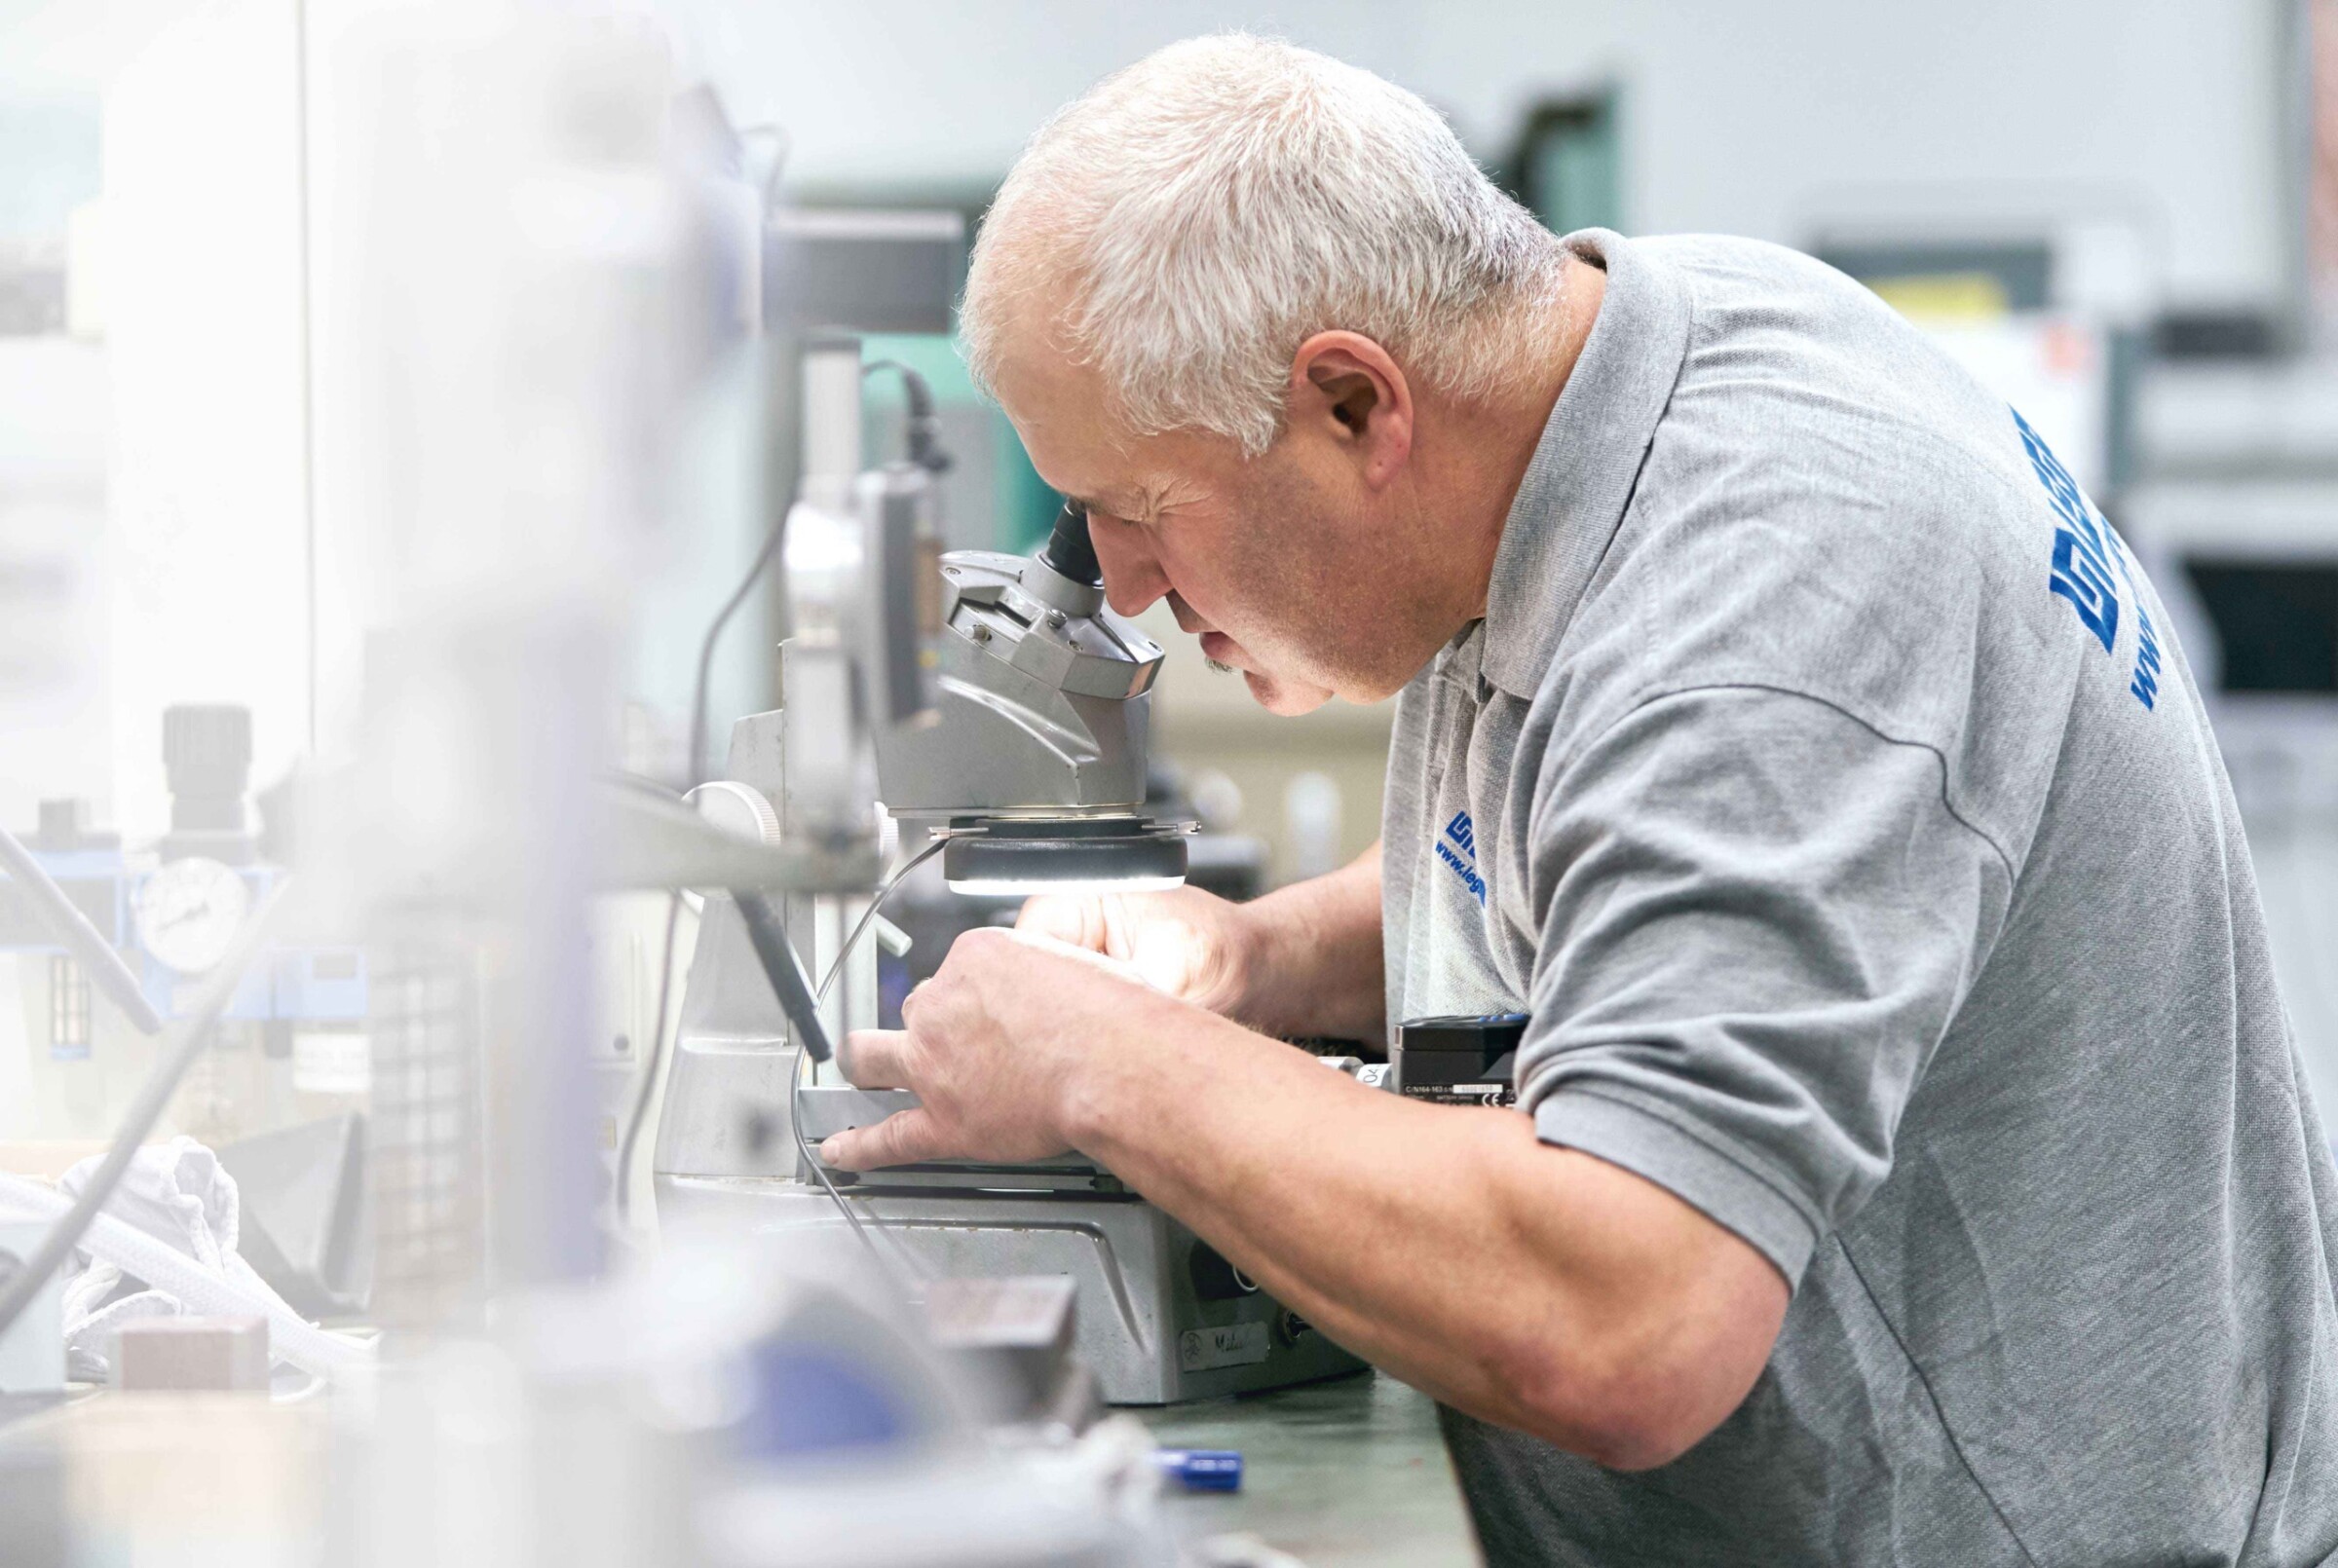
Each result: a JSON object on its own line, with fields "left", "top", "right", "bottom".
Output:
{"left": 1519, "top": 686, "right": 2013, "bottom": 1287}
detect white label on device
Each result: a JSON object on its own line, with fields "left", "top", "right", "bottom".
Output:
{"left": 1180, "top": 1322, "right": 1270, "bottom": 1371}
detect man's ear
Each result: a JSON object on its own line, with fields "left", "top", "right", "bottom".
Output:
{"left": 1289, "top": 330, "right": 1413, "bottom": 488}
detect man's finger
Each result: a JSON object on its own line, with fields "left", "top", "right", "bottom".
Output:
{"left": 1016, "top": 893, "right": 1100, "bottom": 947}
{"left": 840, "top": 1028, "right": 912, "bottom": 1090}
{"left": 822, "top": 1107, "right": 951, "bottom": 1172}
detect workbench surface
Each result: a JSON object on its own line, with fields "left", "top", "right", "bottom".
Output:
{"left": 1148, "top": 1369, "right": 1482, "bottom": 1567}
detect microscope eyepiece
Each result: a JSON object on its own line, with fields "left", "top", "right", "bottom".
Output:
{"left": 1037, "top": 499, "right": 1103, "bottom": 588}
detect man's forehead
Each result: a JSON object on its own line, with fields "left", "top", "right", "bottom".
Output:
{"left": 991, "top": 322, "right": 1243, "bottom": 515}
{"left": 992, "top": 346, "right": 1148, "bottom": 505}
{"left": 993, "top": 337, "right": 1112, "bottom": 433}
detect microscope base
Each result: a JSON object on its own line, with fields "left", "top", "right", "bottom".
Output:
{"left": 654, "top": 1175, "right": 1366, "bottom": 1405}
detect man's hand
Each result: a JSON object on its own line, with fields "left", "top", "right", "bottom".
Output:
{"left": 1016, "top": 885, "right": 1262, "bottom": 1019}
{"left": 822, "top": 926, "right": 1173, "bottom": 1172}
{"left": 817, "top": 911, "right": 1786, "bottom": 1470}
{"left": 1029, "top": 843, "right": 1390, "bottom": 1043}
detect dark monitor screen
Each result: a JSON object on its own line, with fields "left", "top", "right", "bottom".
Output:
{"left": 2183, "top": 559, "right": 2338, "bottom": 693}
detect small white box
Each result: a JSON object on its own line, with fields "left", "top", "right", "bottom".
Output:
{"left": 114, "top": 1315, "right": 270, "bottom": 1392}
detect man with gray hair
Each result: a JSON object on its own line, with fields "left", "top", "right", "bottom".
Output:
{"left": 823, "top": 34, "right": 2338, "bottom": 1562}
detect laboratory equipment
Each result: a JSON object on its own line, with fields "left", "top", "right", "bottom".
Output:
{"left": 0, "top": 706, "right": 369, "bottom": 1081}
{"left": 1394, "top": 1013, "right": 1528, "bottom": 1108}
{"left": 873, "top": 496, "right": 1190, "bottom": 897}
{"left": 657, "top": 214, "right": 1359, "bottom": 1398}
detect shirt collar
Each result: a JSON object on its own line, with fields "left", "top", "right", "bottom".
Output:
{"left": 1478, "top": 229, "right": 1694, "bottom": 698}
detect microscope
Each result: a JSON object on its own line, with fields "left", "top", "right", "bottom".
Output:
{"left": 651, "top": 216, "right": 1361, "bottom": 1400}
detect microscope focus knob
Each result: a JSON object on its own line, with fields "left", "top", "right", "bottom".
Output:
{"left": 685, "top": 781, "right": 781, "bottom": 846}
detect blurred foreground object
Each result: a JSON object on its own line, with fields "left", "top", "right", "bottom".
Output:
{"left": 112, "top": 1316, "right": 267, "bottom": 1393}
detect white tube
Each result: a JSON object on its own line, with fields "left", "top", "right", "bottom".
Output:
{"left": 0, "top": 1174, "right": 374, "bottom": 1377}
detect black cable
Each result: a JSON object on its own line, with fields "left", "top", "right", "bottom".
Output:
{"left": 612, "top": 118, "right": 792, "bottom": 1227}
{"left": 684, "top": 129, "right": 792, "bottom": 793}
{"left": 616, "top": 168, "right": 806, "bottom": 1219}
{"left": 618, "top": 363, "right": 823, "bottom": 1221}
{"left": 675, "top": 358, "right": 945, "bottom": 801}
{"left": 860, "top": 359, "right": 953, "bottom": 475}
{"left": 731, "top": 839, "right": 944, "bottom": 1276}
{"left": 616, "top": 493, "right": 779, "bottom": 1224}
{"left": 615, "top": 247, "right": 798, "bottom": 1226}
{"left": 623, "top": 467, "right": 784, "bottom": 1223}
{"left": 619, "top": 519, "right": 769, "bottom": 1224}
{"left": 622, "top": 268, "right": 952, "bottom": 1247}
{"left": 795, "top": 840, "right": 945, "bottom": 1281}
{"left": 787, "top": 1043, "right": 886, "bottom": 1268}
{"left": 0, "top": 882, "right": 288, "bottom": 1342}
{"left": 687, "top": 524, "right": 787, "bottom": 795}
{"left": 729, "top": 885, "right": 886, "bottom": 1268}
{"left": 618, "top": 525, "right": 775, "bottom": 1223}
{"left": 733, "top": 890, "right": 831, "bottom": 1061}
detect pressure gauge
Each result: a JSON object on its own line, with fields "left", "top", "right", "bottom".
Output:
{"left": 134, "top": 857, "right": 250, "bottom": 974}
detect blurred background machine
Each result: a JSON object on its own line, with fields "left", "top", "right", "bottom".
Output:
{"left": 4, "top": 706, "right": 367, "bottom": 1095}
{"left": 2, "top": 705, "right": 372, "bottom": 1318}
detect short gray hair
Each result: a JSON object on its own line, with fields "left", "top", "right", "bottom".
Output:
{"left": 961, "top": 34, "right": 1565, "bottom": 458}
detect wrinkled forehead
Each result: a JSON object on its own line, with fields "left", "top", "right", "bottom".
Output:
{"left": 990, "top": 329, "right": 1123, "bottom": 465}
{"left": 994, "top": 351, "right": 1249, "bottom": 523}
{"left": 984, "top": 341, "right": 1153, "bottom": 515}
{"left": 980, "top": 265, "right": 1253, "bottom": 508}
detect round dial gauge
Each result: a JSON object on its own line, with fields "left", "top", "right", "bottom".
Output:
{"left": 134, "top": 857, "right": 250, "bottom": 974}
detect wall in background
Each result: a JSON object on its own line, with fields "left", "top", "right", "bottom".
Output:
{"left": 636, "top": 0, "right": 2301, "bottom": 885}
{"left": 0, "top": 0, "right": 313, "bottom": 840}
{"left": 0, "top": 0, "right": 2307, "bottom": 856}
{"left": 663, "top": 0, "right": 2294, "bottom": 317}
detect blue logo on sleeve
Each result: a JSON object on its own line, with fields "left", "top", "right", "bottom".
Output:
{"left": 2014, "top": 407, "right": 2161, "bottom": 710}
{"left": 1436, "top": 810, "right": 1488, "bottom": 907}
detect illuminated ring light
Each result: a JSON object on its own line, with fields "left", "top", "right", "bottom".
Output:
{"left": 941, "top": 817, "right": 1188, "bottom": 897}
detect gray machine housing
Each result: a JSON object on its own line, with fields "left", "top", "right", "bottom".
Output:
{"left": 660, "top": 1180, "right": 1362, "bottom": 1406}
{"left": 874, "top": 546, "right": 1160, "bottom": 825}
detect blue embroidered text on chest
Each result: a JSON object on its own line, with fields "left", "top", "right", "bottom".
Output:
{"left": 2014, "top": 406, "right": 2162, "bottom": 710}
{"left": 1436, "top": 809, "right": 1488, "bottom": 908}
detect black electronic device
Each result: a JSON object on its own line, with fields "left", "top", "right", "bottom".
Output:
{"left": 1395, "top": 1012, "right": 1528, "bottom": 1107}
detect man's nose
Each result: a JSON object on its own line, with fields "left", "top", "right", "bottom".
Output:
{"left": 1087, "top": 517, "right": 1173, "bottom": 617}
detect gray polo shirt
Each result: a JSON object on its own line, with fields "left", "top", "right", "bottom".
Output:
{"left": 1383, "top": 229, "right": 2338, "bottom": 1562}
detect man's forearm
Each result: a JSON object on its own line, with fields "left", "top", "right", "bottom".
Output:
{"left": 1237, "top": 840, "right": 1385, "bottom": 1042}
{"left": 1065, "top": 996, "right": 1787, "bottom": 1469}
